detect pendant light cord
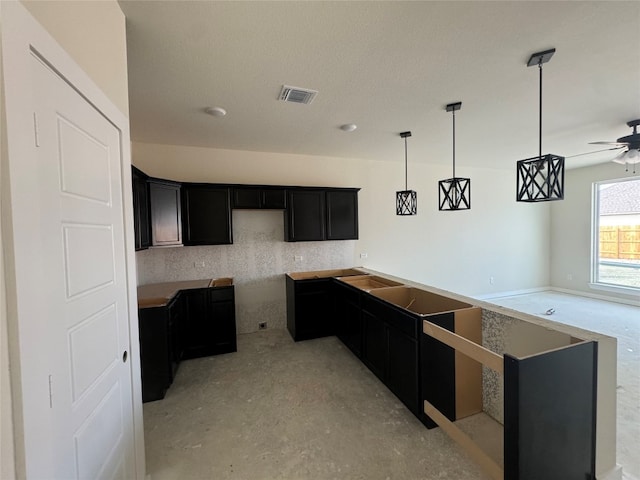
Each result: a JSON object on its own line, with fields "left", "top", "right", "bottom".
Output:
{"left": 539, "top": 62, "right": 543, "bottom": 161}
{"left": 404, "top": 136, "right": 408, "bottom": 190}
{"left": 452, "top": 109, "right": 456, "bottom": 178}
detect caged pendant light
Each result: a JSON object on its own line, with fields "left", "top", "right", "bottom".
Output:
{"left": 439, "top": 102, "right": 470, "bottom": 211}
{"left": 396, "top": 131, "right": 417, "bottom": 215}
{"left": 516, "top": 48, "right": 565, "bottom": 202}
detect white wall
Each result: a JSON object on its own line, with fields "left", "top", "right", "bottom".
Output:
{"left": 21, "top": 0, "right": 129, "bottom": 116}
{"left": 550, "top": 162, "right": 640, "bottom": 303}
{"left": 133, "top": 141, "right": 551, "bottom": 300}
{"left": 1, "top": 2, "right": 129, "bottom": 476}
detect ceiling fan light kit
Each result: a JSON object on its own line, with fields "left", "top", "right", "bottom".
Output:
{"left": 516, "top": 48, "right": 565, "bottom": 203}
{"left": 396, "top": 131, "right": 418, "bottom": 215}
{"left": 590, "top": 119, "right": 640, "bottom": 173}
{"left": 439, "top": 102, "right": 471, "bottom": 211}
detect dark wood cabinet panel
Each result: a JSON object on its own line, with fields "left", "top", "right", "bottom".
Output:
{"left": 326, "top": 189, "right": 358, "bottom": 240}
{"left": 388, "top": 326, "right": 419, "bottom": 414}
{"left": 132, "top": 167, "right": 151, "bottom": 250}
{"left": 261, "top": 188, "right": 286, "bottom": 209}
{"left": 285, "top": 189, "right": 326, "bottom": 241}
{"left": 335, "top": 282, "right": 363, "bottom": 358}
{"left": 149, "top": 180, "right": 182, "bottom": 246}
{"left": 233, "top": 187, "right": 286, "bottom": 209}
{"left": 182, "top": 185, "right": 232, "bottom": 245}
{"left": 138, "top": 294, "right": 184, "bottom": 403}
{"left": 286, "top": 276, "right": 335, "bottom": 341}
{"left": 182, "top": 286, "right": 236, "bottom": 359}
{"left": 362, "top": 309, "right": 386, "bottom": 380}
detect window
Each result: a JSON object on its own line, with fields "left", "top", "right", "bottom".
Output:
{"left": 592, "top": 177, "right": 640, "bottom": 291}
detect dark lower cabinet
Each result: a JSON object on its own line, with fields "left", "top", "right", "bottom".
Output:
{"left": 361, "top": 295, "right": 420, "bottom": 415}
{"left": 182, "top": 286, "right": 237, "bottom": 359}
{"left": 139, "top": 286, "right": 236, "bottom": 402}
{"left": 138, "top": 294, "right": 183, "bottom": 402}
{"left": 334, "top": 281, "right": 363, "bottom": 357}
{"left": 362, "top": 309, "right": 386, "bottom": 380}
{"left": 286, "top": 276, "right": 335, "bottom": 341}
{"left": 387, "top": 326, "right": 419, "bottom": 415}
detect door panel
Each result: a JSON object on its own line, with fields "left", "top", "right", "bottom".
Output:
{"left": 32, "top": 53, "right": 135, "bottom": 479}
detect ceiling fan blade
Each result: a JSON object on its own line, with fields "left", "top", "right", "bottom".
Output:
{"left": 566, "top": 146, "right": 625, "bottom": 158}
{"left": 589, "top": 141, "right": 630, "bottom": 146}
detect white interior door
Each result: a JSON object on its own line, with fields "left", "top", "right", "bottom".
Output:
{"left": 25, "top": 52, "right": 135, "bottom": 479}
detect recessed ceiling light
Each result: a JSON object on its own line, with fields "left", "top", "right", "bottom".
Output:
{"left": 340, "top": 124, "right": 357, "bottom": 132}
{"left": 204, "top": 106, "right": 227, "bottom": 117}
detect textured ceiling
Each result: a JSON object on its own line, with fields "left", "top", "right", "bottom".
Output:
{"left": 119, "top": 1, "right": 640, "bottom": 170}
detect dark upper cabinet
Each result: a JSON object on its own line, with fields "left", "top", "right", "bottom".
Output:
{"left": 285, "top": 189, "right": 326, "bottom": 242}
{"left": 285, "top": 188, "right": 359, "bottom": 242}
{"left": 182, "top": 184, "right": 232, "bottom": 245}
{"left": 326, "top": 189, "right": 358, "bottom": 240}
{"left": 132, "top": 166, "right": 151, "bottom": 250}
{"left": 233, "top": 186, "right": 286, "bottom": 209}
{"left": 149, "top": 179, "right": 182, "bottom": 246}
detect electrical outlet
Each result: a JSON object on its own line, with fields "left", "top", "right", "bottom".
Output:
{"left": 567, "top": 273, "right": 573, "bottom": 281}
{"left": 294, "top": 255, "right": 303, "bottom": 262}
{"left": 489, "top": 276, "right": 495, "bottom": 285}
{"left": 194, "top": 261, "right": 205, "bottom": 268}
{"left": 258, "top": 322, "right": 267, "bottom": 330}
{"left": 360, "top": 253, "right": 368, "bottom": 259}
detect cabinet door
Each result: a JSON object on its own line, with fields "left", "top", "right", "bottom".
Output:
{"left": 209, "top": 297, "right": 237, "bottom": 354}
{"left": 149, "top": 180, "right": 182, "bottom": 246}
{"left": 182, "top": 185, "right": 232, "bottom": 245}
{"left": 132, "top": 168, "right": 150, "bottom": 250}
{"left": 261, "top": 188, "right": 286, "bottom": 209}
{"left": 232, "top": 187, "right": 261, "bottom": 209}
{"left": 138, "top": 307, "right": 172, "bottom": 402}
{"left": 182, "top": 288, "right": 210, "bottom": 359}
{"left": 362, "top": 310, "right": 386, "bottom": 381}
{"left": 387, "top": 327, "right": 419, "bottom": 414}
{"left": 326, "top": 189, "right": 358, "bottom": 240}
{"left": 285, "top": 189, "right": 325, "bottom": 241}
{"left": 420, "top": 314, "right": 456, "bottom": 425}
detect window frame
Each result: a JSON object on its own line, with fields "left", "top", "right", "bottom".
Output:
{"left": 590, "top": 176, "right": 640, "bottom": 294}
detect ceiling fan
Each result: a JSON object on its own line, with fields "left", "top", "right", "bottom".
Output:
{"left": 589, "top": 119, "right": 640, "bottom": 173}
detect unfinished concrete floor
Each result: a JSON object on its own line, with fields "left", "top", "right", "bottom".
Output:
{"left": 143, "top": 329, "right": 497, "bottom": 480}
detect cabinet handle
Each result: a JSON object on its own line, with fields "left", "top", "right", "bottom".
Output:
{"left": 122, "top": 350, "right": 128, "bottom": 363}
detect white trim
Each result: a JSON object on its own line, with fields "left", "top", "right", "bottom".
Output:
{"left": 589, "top": 281, "right": 640, "bottom": 297}
{"left": 1, "top": 2, "right": 144, "bottom": 478}
{"left": 471, "top": 286, "right": 551, "bottom": 301}
{"left": 597, "top": 464, "right": 623, "bottom": 480}
{"left": 554, "top": 286, "right": 640, "bottom": 307}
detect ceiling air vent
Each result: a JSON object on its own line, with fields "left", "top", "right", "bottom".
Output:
{"left": 279, "top": 85, "right": 318, "bottom": 105}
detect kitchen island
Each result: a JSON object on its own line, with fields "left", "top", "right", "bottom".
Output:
{"left": 286, "top": 267, "right": 618, "bottom": 480}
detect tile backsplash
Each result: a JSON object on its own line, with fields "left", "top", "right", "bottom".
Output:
{"left": 136, "top": 210, "right": 356, "bottom": 334}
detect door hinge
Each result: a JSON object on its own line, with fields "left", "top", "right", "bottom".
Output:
{"left": 33, "top": 112, "right": 40, "bottom": 147}
{"left": 48, "top": 374, "right": 53, "bottom": 408}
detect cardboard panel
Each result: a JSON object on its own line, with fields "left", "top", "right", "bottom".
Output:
{"left": 454, "top": 308, "right": 483, "bottom": 419}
